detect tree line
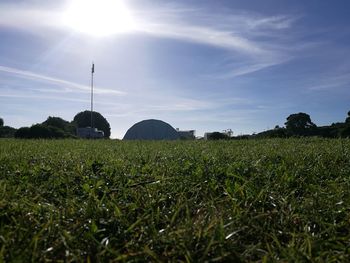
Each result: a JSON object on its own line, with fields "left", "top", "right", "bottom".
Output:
{"left": 206, "top": 111, "right": 350, "bottom": 140}
{"left": 0, "top": 111, "right": 111, "bottom": 139}
{"left": 1, "top": 110, "right": 349, "bottom": 139}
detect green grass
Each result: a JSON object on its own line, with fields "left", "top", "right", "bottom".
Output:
{"left": 0, "top": 138, "right": 350, "bottom": 262}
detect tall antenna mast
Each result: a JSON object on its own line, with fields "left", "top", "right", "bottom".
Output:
{"left": 90, "top": 62, "right": 94, "bottom": 135}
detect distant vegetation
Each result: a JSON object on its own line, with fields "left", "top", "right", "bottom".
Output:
{"left": 1, "top": 110, "right": 349, "bottom": 139}
{"left": 208, "top": 111, "right": 350, "bottom": 140}
{"left": 0, "top": 111, "right": 111, "bottom": 139}
{"left": 0, "top": 117, "right": 16, "bottom": 138}
{"left": 252, "top": 112, "right": 350, "bottom": 139}
{"left": 74, "top": 110, "right": 111, "bottom": 138}
{"left": 207, "top": 131, "right": 230, "bottom": 140}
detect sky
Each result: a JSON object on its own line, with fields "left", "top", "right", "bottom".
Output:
{"left": 0, "top": 0, "right": 350, "bottom": 138}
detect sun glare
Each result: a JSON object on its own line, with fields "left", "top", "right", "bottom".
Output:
{"left": 63, "top": 0, "right": 137, "bottom": 37}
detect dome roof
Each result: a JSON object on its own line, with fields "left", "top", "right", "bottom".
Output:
{"left": 123, "top": 119, "right": 179, "bottom": 140}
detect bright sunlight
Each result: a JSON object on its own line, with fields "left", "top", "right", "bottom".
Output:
{"left": 62, "top": 0, "right": 137, "bottom": 37}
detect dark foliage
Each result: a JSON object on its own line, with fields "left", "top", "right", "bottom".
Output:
{"left": 42, "top": 116, "right": 67, "bottom": 129}
{"left": 207, "top": 132, "right": 229, "bottom": 140}
{"left": 42, "top": 116, "right": 76, "bottom": 135}
{"left": 0, "top": 117, "right": 17, "bottom": 138}
{"left": 15, "top": 127, "right": 31, "bottom": 138}
{"left": 73, "top": 111, "right": 111, "bottom": 138}
{"left": 346, "top": 111, "right": 350, "bottom": 124}
{"left": 340, "top": 126, "right": 350, "bottom": 138}
{"left": 232, "top": 135, "right": 251, "bottom": 140}
{"left": 255, "top": 127, "right": 288, "bottom": 138}
{"left": 0, "top": 126, "right": 17, "bottom": 138}
{"left": 316, "top": 126, "right": 340, "bottom": 138}
{"left": 285, "top": 112, "right": 317, "bottom": 136}
{"left": 15, "top": 124, "right": 74, "bottom": 139}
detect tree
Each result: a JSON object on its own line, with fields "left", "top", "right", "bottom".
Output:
{"left": 255, "top": 127, "right": 287, "bottom": 138}
{"left": 15, "top": 124, "right": 72, "bottom": 139}
{"left": 207, "top": 132, "right": 229, "bottom": 140}
{"left": 73, "top": 111, "right": 111, "bottom": 138}
{"left": 43, "top": 116, "right": 69, "bottom": 129}
{"left": 285, "top": 112, "right": 316, "bottom": 136}
{"left": 42, "top": 116, "right": 76, "bottom": 135}
{"left": 0, "top": 118, "right": 3, "bottom": 127}
{"left": 346, "top": 110, "right": 350, "bottom": 123}
{"left": 341, "top": 111, "right": 350, "bottom": 137}
{"left": 340, "top": 126, "right": 350, "bottom": 138}
{"left": 0, "top": 126, "right": 16, "bottom": 138}
{"left": 15, "top": 127, "right": 31, "bottom": 138}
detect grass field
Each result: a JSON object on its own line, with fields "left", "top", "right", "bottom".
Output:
{"left": 0, "top": 138, "right": 350, "bottom": 262}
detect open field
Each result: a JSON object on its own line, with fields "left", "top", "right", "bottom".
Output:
{"left": 0, "top": 138, "right": 350, "bottom": 262}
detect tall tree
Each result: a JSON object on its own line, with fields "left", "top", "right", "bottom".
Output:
{"left": 42, "top": 116, "right": 76, "bottom": 135}
{"left": 0, "top": 117, "right": 3, "bottom": 127}
{"left": 43, "top": 116, "right": 69, "bottom": 129}
{"left": 73, "top": 111, "right": 111, "bottom": 138}
{"left": 346, "top": 110, "right": 350, "bottom": 123}
{"left": 285, "top": 112, "right": 316, "bottom": 136}
{"left": 207, "top": 132, "right": 229, "bottom": 140}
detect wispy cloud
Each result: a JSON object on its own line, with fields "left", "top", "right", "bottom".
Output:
{"left": 0, "top": 3, "right": 61, "bottom": 35}
{"left": 0, "top": 92, "right": 90, "bottom": 103}
{"left": 139, "top": 23, "right": 264, "bottom": 55}
{"left": 0, "top": 1, "right": 299, "bottom": 78}
{"left": 306, "top": 73, "right": 350, "bottom": 91}
{"left": 131, "top": 5, "right": 298, "bottom": 77}
{"left": 247, "top": 15, "right": 298, "bottom": 30}
{"left": 210, "top": 61, "right": 284, "bottom": 79}
{"left": 0, "top": 65, "right": 125, "bottom": 95}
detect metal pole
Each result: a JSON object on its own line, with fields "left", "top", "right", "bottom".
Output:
{"left": 90, "top": 63, "right": 94, "bottom": 138}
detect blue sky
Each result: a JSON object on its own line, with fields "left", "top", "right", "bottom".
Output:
{"left": 0, "top": 0, "right": 349, "bottom": 138}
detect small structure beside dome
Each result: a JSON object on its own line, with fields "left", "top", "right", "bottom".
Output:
{"left": 77, "top": 127, "right": 104, "bottom": 139}
{"left": 176, "top": 128, "right": 195, "bottom": 140}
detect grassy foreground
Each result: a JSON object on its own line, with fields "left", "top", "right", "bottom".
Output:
{"left": 0, "top": 138, "right": 350, "bottom": 262}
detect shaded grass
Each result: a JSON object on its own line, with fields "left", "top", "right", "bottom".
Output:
{"left": 0, "top": 138, "right": 350, "bottom": 262}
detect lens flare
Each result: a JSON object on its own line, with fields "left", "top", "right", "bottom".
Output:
{"left": 62, "top": 0, "right": 137, "bottom": 37}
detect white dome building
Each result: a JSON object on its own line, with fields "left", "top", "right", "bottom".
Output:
{"left": 123, "top": 119, "right": 180, "bottom": 140}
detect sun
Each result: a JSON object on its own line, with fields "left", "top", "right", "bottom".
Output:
{"left": 62, "top": 0, "right": 137, "bottom": 37}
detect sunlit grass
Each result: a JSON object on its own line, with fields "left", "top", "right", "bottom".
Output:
{"left": 0, "top": 138, "right": 350, "bottom": 261}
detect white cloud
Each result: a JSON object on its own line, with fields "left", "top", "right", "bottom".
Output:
{"left": 306, "top": 73, "right": 350, "bottom": 91}
{"left": 210, "top": 61, "right": 283, "bottom": 79}
{"left": 0, "top": 4, "right": 61, "bottom": 33}
{"left": 247, "top": 15, "right": 298, "bottom": 30}
{"left": 131, "top": 5, "right": 298, "bottom": 77}
{"left": 138, "top": 23, "right": 263, "bottom": 55}
{"left": 0, "top": 2, "right": 299, "bottom": 79}
{"left": 0, "top": 65, "right": 125, "bottom": 95}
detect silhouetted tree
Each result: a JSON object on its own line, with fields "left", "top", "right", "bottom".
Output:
{"left": 207, "top": 132, "right": 229, "bottom": 140}
{"left": 0, "top": 126, "right": 16, "bottom": 138}
{"left": 340, "top": 111, "right": 350, "bottom": 137}
{"left": 30, "top": 124, "right": 53, "bottom": 138}
{"left": 285, "top": 112, "right": 316, "bottom": 136}
{"left": 42, "top": 116, "right": 76, "bottom": 135}
{"left": 255, "top": 127, "right": 287, "bottom": 138}
{"left": 43, "top": 116, "right": 68, "bottom": 129}
{"left": 340, "top": 126, "right": 350, "bottom": 137}
{"left": 0, "top": 118, "right": 3, "bottom": 127}
{"left": 15, "top": 127, "right": 31, "bottom": 138}
{"left": 73, "top": 111, "right": 111, "bottom": 138}
{"left": 15, "top": 124, "right": 72, "bottom": 139}
{"left": 346, "top": 110, "right": 350, "bottom": 123}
